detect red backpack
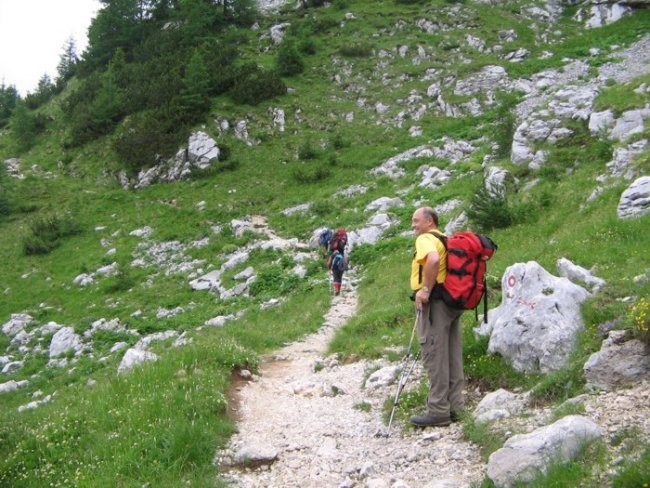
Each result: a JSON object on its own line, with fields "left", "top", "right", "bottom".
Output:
{"left": 431, "top": 231, "right": 497, "bottom": 321}
{"left": 329, "top": 228, "right": 348, "bottom": 253}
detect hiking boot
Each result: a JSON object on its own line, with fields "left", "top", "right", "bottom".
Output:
{"left": 410, "top": 414, "right": 451, "bottom": 427}
{"left": 450, "top": 410, "right": 461, "bottom": 423}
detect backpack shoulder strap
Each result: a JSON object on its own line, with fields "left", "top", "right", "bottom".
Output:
{"left": 427, "top": 230, "right": 447, "bottom": 249}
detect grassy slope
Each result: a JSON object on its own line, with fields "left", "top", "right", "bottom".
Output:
{"left": 1, "top": 1, "right": 649, "bottom": 486}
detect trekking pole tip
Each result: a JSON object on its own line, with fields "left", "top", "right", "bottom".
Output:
{"left": 374, "top": 428, "right": 389, "bottom": 438}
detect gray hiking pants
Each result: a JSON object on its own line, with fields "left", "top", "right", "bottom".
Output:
{"left": 416, "top": 298, "right": 465, "bottom": 417}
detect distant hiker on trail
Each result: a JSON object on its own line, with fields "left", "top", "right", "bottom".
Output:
{"left": 327, "top": 250, "right": 346, "bottom": 295}
{"left": 409, "top": 207, "right": 464, "bottom": 427}
{"left": 318, "top": 228, "right": 333, "bottom": 258}
{"left": 326, "top": 228, "right": 348, "bottom": 295}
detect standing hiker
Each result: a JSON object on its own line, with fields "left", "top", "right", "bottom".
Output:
{"left": 409, "top": 207, "right": 464, "bottom": 427}
{"left": 327, "top": 228, "right": 348, "bottom": 295}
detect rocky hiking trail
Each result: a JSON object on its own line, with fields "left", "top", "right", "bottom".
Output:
{"left": 216, "top": 270, "right": 486, "bottom": 488}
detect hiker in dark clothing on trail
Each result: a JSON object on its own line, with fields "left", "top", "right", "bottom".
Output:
{"left": 328, "top": 250, "right": 346, "bottom": 295}
{"left": 325, "top": 228, "right": 348, "bottom": 295}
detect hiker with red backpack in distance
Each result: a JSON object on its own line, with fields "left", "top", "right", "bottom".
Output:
{"left": 326, "top": 228, "right": 348, "bottom": 295}
{"left": 408, "top": 206, "right": 496, "bottom": 428}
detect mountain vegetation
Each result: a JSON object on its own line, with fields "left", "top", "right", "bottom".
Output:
{"left": 1, "top": 0, "right": 649, "bottom": 486}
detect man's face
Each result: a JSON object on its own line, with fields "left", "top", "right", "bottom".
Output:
{"left": 411, "top": 209, "right": 431, "bottom": 236}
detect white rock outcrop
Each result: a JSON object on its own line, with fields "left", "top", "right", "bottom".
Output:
{"left": 477, "top": 261, "right": 589, "bottom": 373}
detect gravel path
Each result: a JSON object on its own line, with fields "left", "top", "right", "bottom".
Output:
{"left": 214, "top": 261, "right": 650, "bottom": 488}
{"left": 217, "top": 270, "right": 485, "bottom": 488}
{"left": 215, "top": 268, "right": 650, "bottom": 488}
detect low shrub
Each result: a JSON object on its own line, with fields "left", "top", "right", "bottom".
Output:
{"left": 102, "top": 267, "right": 135, "bottom": 293}
{"left": 22, "top": 213, "right": 82, "bottom": 256}
{"left": 291, "top": 165, "right": 331, "bottom": 183}
{"left": 0, "top": 193, "right": 11, "bottom": 217}
{"left": 248, "top": 264, "right": 300, "bottom": 299}
{"left": 467, "top": 182, "right": 515, "bottom": 231}
{"left": 310, "top": 17, "right": 339, "bottom": 33}
{"left": 229, "top": 65, "right": 287, "bottom": 105}
{"left": 276, "top": 39, "right": 305, "bottom": 76}
{"left": 299, "top": 37, "right": 317, "bottom": 55}
{"left": 339, "top": 43, "right": 373, "bottom": 57}
{"left": 330, "top": 132, "right": 347, "bottom": 150}
{"left": 298, "top": 139, "right": 319, "bottom": 160}
{"left": 112, "top": 110, "right": 187, "bottom": 174}
{"left": 0, "top": 166, "right": 12, "bottom": 216}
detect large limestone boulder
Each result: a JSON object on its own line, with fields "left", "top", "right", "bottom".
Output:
{"left": 618, "top": 176, "right": 650, "bottom": 219}
{"left": 574, "top": 2, "right": 631, "bottom": 29}
{"left": 487, "top": 415, "right": 602, "bottom": 488}
{"left": 477, "top": 261, "right": 589, "bottom": 373}
{"left": 610, "top": 108, "right": 650, "bottom": 141}
{"left": 49, "top": 327, "right": 83, "bottom": 358}
{"left": 588, "top": 109, "right": 615, "bottom": 135}
{"left": 365, "top": 197, "right": 404, "bottom": 212}
{"left": 584, "top": 330, "right": 650, "bottom": 391}
{"left": 485, "top": 166, "right": 510, "bottom": 191}
{"left": 556, "top": 257, "right": 606, "bottom": 293}
{"left": 129, "top": 132, "right": 221, "bottom": 189}
{"left": 117, "top": 347, "right": 158, "bottom": 374}
{"left": 2, "top": 314, "right": 33, "bottom": 337}
{"left": 187, "top": 131, "right": 220, "bottom": 168}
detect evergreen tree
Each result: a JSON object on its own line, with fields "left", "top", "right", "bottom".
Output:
{"left": 67, "top": 52, "right": 126, "bottom": 146}
{"left": 0, "top": 83, "right": 19, "bottom": 128}
{"left": 9, "top": 101, "right": 37, "bottom": 153}
{"left": 0, "top": 162, "right": 11, "bottom": 217}
{"left": 467, "top": 181, "right": 515, "bottom": 231}
{"left": 91, "top": 57, "right": 125, "bottom": 132}
{"left": 151, "top": 0, "right": 181, "bottom": 21}
{"left": 178, "top": 0, "right": 218, "bottom": 42}
{"left": 56, "top": 37, "right": 79, "bottom": 87}
{"left": 107, "top": 48, "right": 129, "bottom": 91}
{"left": 219, "top": 0, "right": 257, "bottom": 24}
{"left": 180, "top": 49, "right": 210, "bottom": 115}
{"left": 84, "top": 0, "right": 154, "bottom": 71}
{"left": 0, "top": 158, "right": 11, "bottom": 218}
{"left": 276, "top": 38, "right": 305, "bottom": 76}
{"left": 25, "top": 74, "right": 55, "bottom": 109}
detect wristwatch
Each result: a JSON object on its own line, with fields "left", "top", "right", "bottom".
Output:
{"left": 421, "top": 285, "right": 430, "bottom": 293}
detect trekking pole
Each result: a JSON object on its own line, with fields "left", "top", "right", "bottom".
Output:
{"left": 386, "top": 350, "right": 420, "bottom": 438}
{"left": 385, "top": 311, "right": 420, "bottom": 438}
